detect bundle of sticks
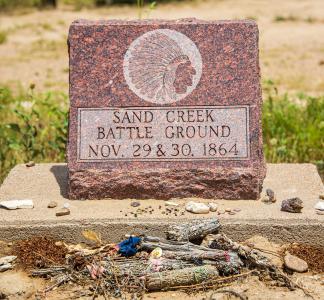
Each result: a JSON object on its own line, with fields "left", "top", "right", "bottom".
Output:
{"left": 30, "top": 218, "right": 311, "bottom": 298}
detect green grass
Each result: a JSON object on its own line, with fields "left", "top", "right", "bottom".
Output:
{"left": 0, "top": 82, "right": 323, "bottom": 183}
{"left": 262, "top": 80, "right": 324, "bottom": 175}
{"left": 0, "top": 84, "right": 68, "bottom": 183}
{"left": 0, "top": 30, "right": 8, "bottom": 44}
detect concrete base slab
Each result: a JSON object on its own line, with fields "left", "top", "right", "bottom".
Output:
{"left": 0, "top": 163, "right": 323, "bottom": 245}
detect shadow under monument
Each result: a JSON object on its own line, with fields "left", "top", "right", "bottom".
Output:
{"left": 50, "top": 165, "right": 69, "bottom": 199}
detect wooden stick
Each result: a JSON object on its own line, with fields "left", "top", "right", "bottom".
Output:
{"left": 166, "top": 218, "right": 221, "bottom": 241}
{"left": 146, "top": 265, "right": 219, "bottom": 291}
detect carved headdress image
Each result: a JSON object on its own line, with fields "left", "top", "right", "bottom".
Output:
{"left": 123, "top": 29, "right": 202, "bottom": 104}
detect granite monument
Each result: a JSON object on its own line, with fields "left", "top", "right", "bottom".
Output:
{"left": 67, "top": 19, "right": 266, "bottom": 200}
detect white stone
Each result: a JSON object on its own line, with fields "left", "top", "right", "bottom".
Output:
{"left": 185, "top": 201, "right": 209, "bottom": 214}
{"left": 63, "top": 202, "right": 70, "bottom": 209}
{"left": 0, "top": 256, "right": 17, "bottom": 266}
{"left": 208, "top": 203, "right": 218, "bottom": 212}
{"left": 314, "top": 201, "right": 324, "bottom": 211}
{"left": 165, "top": 201, "right": 179, "bottom": 207}
{"left": 0, "top": 199, "right": 34, "bottom": 210}
{"left": 0, "top": 263, "right": 12, "bottom": 272}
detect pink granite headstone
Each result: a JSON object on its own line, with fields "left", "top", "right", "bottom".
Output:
{"left": 67, "top": 19, "right": 266, "bottom": 200}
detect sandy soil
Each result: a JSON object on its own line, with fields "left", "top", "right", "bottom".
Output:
{"left": 1, "top": 236, "right": 323, "bottom": 300}
{"left": 0, "top": 0, "right": 324, "bottom": 95}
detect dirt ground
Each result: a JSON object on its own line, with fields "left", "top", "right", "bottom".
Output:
{"left": 0, "top": 0, "right": 324, "bottom": 95}
{"left": 1, "top": 236, "right": 324, "bottom": 300}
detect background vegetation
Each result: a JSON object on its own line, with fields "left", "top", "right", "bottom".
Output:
{"left": 0, "top": 0, "right": 162, "bottom": 10}
{"left": 0, "top": 0, "right": 323, "bottom": 183}
{"left": 0, "top": 82, "right": 323, "bottom": 183}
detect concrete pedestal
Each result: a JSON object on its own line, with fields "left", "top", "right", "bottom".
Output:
{"left": 0, "top": 163, "right": 323, "bottom": 246}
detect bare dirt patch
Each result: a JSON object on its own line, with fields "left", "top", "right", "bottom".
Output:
{"left": 0, "top": 0, "right": 323, "bottom": 95}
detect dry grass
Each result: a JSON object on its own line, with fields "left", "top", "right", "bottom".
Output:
{"left": 13, "top": 236, "right": 68, "bottom": 269}
{"left": 286, "top": 243, "right": 324, "bottom": 273}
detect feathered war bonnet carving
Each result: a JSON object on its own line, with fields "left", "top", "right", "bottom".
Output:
{"left": 124, "top": 29, "right": 202, "bottom": 104}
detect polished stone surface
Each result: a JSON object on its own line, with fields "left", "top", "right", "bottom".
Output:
{"left": 68, "top": 19, "right": 265, "bottom": 199}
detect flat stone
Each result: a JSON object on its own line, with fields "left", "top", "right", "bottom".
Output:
{"left": 67, "top": 19, "right": 265, "bottom": 200}
{"left": 56, "top": 208, "right": 70, "bottom": 217}
{"left": 284, "top": 252, "right": 308, "bottom": 273}
{"left": 131, "top": 201, "right": 140, "bottom": 207}
{"left": 0, "top": 264, "right": 12, "bottom": 272}
{"left": 1, "top": 163, "right": 324, "bottom": 246}
{"left": 0, "top": 256, "right": 16, "bottom": 266}
{"left": 0, "top": 200, "right": 34, "bottom": 210}
{"left": 185, "top": 201, "right": 210, "bottom": 214}
{"left": 47, "top": 201, "right": 58, "bottom": 208}
{"left": 165, "top": 201, "right": 179, "bottom": 207}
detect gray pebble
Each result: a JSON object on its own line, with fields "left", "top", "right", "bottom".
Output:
{"left": 266, "top": 188, "right": 276, "bottom": 202}
{"left": 281, "top": 197, "right": 303, "bottom": 213}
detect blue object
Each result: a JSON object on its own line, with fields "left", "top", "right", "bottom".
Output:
{"left": 118, "top": 236, "right": 141, "bottom": 257}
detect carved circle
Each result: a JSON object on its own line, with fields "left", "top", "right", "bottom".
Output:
{"left": 123, "top": 29, "right": 202, "bottom": 104}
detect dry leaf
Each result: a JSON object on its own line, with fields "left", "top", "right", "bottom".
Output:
{"left": 82, "top": 230, "right": 102, "bottom": 246}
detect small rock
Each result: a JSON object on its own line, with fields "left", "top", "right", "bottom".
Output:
{"left": 208, "top": 203, "right": 218, "bottom": 212}
{"left": 63, "top": 202, "right": 70, "bottom": 209}
{"left": 131, "top": 201, "right": 140, "bottom": 207}
{"left": 314, "top": 201, "right": 324, "bottom": 211}
{"left": 228, "top": 211, "right": 236, "bottom": 215}
{"left": 261, "top": 195, "right": 271, "bottom": 203}
{"left": 225, "top": 208, "right": 231, "bottom": 212}
{"left": 284, "top": 252, "right": 308, "bottom": 272}
{"left": 56, "top": 208, "right": 70, "bottom": 217}
{"left": 218, "top": 210, "right": 225, "bottom": 214}
{"left": 266, "top": 188, "right": 276, "bottom": 202}
{"left": 281, "top": 197, "right": 303, "bottom": 213}
{"left": 0, "top": 263, "right": 12, "bottom": 272}
{"left": 319, "top": 194, "right": 324, "bottom": 200}
{"left": 0, "top": 199, "right": 34, "bottom": 210}
{"left": 185, "top": 201, "right": 209, "bottom": 214}
{"left": 165, "top": 201, "right": 179, "bottom": 207}
{"left": 316, "top": 210, "right": 324, "bottom": 215}
{"left": 47, "top": 201, "right": 58, "bottom": 208}
{"left": 233, "top": 208, "right": 241, "bottom": 212}
{"left": 0, "top": 256, "right": 17, "bottom": 266}
{"left": 25, "top": 161, "right": 35, "bottom": 167}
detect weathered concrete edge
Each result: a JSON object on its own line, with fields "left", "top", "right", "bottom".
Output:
{"left": 1, "top": 219, "right": 323, "bottom": 246}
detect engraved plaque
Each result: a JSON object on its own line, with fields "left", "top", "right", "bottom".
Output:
{"left": 77, "top": 106, "right": 249, "bottom": 162}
